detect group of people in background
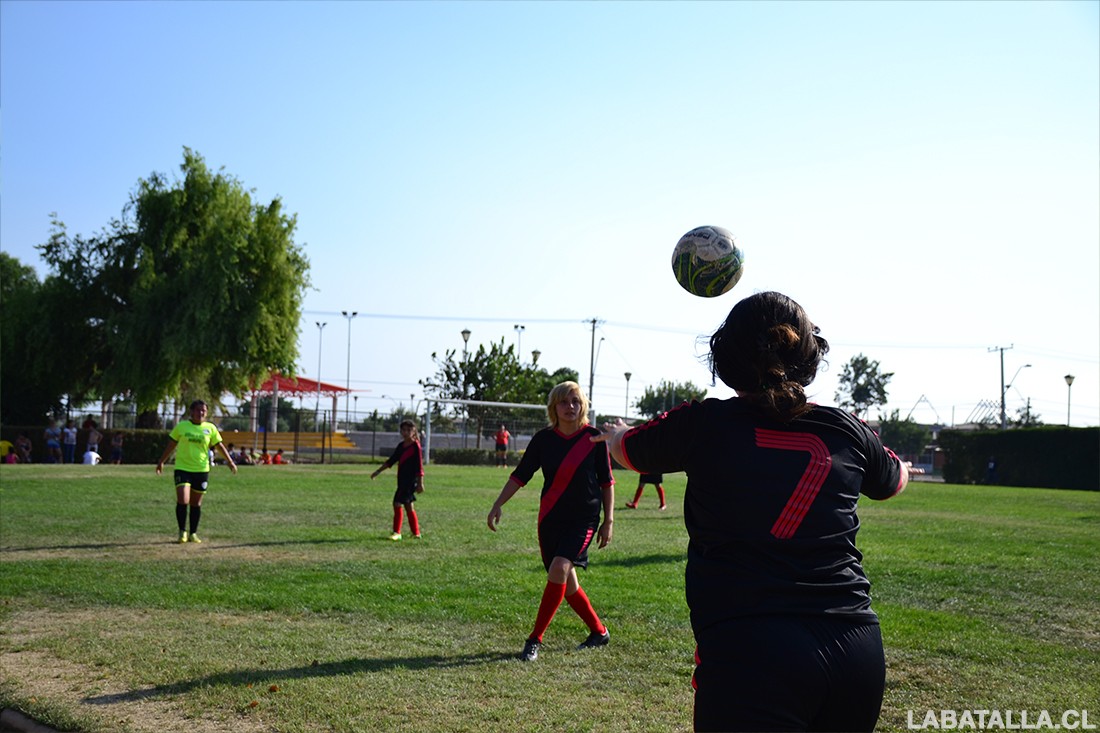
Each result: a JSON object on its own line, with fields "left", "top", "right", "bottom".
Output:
{"left": 222, "top": 444, "right": 290, "bottom": 466}
{"left": 2, "top": 421, "right": 123, "bottom": 465}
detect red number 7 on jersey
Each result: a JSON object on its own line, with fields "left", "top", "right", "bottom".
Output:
{"left": 755, "top": 428, "right": 833, "bottom": 539}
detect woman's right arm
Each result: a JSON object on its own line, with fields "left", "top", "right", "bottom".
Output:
{"left": 155, "top": 439, "right": 178, "bottom": 475}
{"left": 487, "top": 478, "right": 523, "bottom": 531}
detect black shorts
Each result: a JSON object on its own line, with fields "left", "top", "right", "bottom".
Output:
{"left": 173, "top": 470, "right": 210, "bottom": 493}
{"left": 537, "top": 520, "right": 598, "bottom": 571}
{"left": 495, "top": 443, "right": 507, "bottom": 452}
{"left": 693, "top": 615, "right": 884, "bottom": 732}
{"left": 392, "top": 479, "right": 418, "bottom": 505}
{"left": 639, "top": 473, "right": 663, "bottom": 484}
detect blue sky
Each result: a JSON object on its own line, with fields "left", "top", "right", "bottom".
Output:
{"left": 2, "top": 0, "right": 1098, "bottom": 427}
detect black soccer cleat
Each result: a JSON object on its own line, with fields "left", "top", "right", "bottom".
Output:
{"left": 520, "top": 638, "right": 540, "bottom": 662}
{"left": 577, "top": 628, "right": 610, "bottom": 650}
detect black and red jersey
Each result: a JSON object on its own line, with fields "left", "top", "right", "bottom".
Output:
{"left": 510, "top": 425, "right": 615, "bottom": 526}
{"left": 385, "top": 441, "right": 424, "bottom": 489}
{"left": 620, "top": 398, "right": 904, "bottom": 630}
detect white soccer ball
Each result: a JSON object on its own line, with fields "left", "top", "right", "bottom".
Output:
{"left": 671, "top": 225, "right": 745, "bottom": 298}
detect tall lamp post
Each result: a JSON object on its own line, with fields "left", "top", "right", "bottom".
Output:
{"left": 461, "top": 328, "right": 471, "bottom": 449}
{"left": 624, "top": 372, "right": 632, "bottom": 419}
{"left": 315, "top": 321, "right": 327, "bottom": 426}
{"left": 1003, "top": 364, "right": 1031, "bottom": 426}
{"left": 1064, "top": 374, "right": 1075, "bottom": 426}
{"left": 514, "top": 324, "right": 525, "bottom": 358}
{"left": 341, "top": 310, "right": 357, "bottom": 431}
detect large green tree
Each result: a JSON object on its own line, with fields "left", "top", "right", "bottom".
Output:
{"left": 835, "top": 354, "right": 893, "bottom": 418}
{"left": 0, "top": 253, "right": 69, "bottom": 423}
{"left": 420, "top": 339, "right": 577, "bottom": 447}
{"left": 36, "top": 148, "right": 310, "bottom": 412}
{"left": 634, "top": 379, "right": 708, "bottom": 420}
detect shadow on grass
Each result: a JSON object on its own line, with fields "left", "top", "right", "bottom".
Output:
{"left": 82, "top": 652, "right": 519, "bottom": 706}
{"left": 2, "top": 538, "right": 356, "bottom": 553}
{"left": 600, "top": 552, "right": 684, "bottom": 568}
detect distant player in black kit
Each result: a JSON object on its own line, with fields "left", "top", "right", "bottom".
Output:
{"left": 487, "top": 381, "right": 615, "bottom": 662}
{"left": 371, "top": 419, "right": 425, "bottom": 540}
{"left": 595, "top": 291, "right": 908, "bottom": 732}
{"left": 625, "top": 472, "right": 666, "bottom": 510}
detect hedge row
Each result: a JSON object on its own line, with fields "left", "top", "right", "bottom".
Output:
{"left": 939, "top": 426, "right": 1099, "bottom": 491}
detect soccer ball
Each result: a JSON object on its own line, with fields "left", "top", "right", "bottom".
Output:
{"left": 671, "top": 225, "right": 745, "bottom": 297}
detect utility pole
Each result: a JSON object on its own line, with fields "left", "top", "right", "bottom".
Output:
{"left": 988, "top": 345, "right": 1013, "bottom": 430}
{"left": 588, "top": 319, "right": 598, "bottom": 414}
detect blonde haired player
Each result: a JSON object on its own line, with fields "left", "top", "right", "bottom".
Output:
{"left": 487, "top": 381, "right": 615, "bottom": 661}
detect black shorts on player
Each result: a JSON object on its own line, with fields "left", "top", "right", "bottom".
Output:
{"left": 693, "top": 615, "right": 885, "bottom": 732}
{"left": 172, "top": 470, "right": 210, "bottom": 492}
{"left": 537, "top": 520, "right": 597, "bottom": 571}
{"left": 392, "top": 478, "right": 419, "bottom": 505}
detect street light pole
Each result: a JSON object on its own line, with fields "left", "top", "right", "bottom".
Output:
{"left": 315, "top": 321, "right": 327, "bottom": 426}
{"left": 341, "top": 310, "right": 357, "bottom": 432}
{"left": 1003, "top": 364, "right": 1031, "bottom": 425}
{"left": 624, "top": 372, "right": 632, "bottom": 419}
{"left": 1064, "top": 374, "right": 1075, "bottom": 426}
{"left": 514, "top": 324, "right": 525, "bottom": 358}
{"left": 461, "top": 328, "right": 471, "bottom": 449}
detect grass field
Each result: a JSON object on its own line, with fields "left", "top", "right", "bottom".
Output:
{"left": 1, "top": 464, "right": 1097, "bottom": 733}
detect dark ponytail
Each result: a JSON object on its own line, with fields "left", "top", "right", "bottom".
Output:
{"left": 708, "top": 292, "right": 829, "bottom": 422}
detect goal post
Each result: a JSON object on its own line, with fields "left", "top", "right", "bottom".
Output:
{"left": 423, "top": 398, "right": 547, "bottom": 464}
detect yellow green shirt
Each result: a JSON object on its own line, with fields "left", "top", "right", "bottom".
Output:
{"left": 168, "top": 420, "right": 223, "bottom": 472}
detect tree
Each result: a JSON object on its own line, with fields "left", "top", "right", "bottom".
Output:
{"left": 835, "top": 354, "right": 893, "bottom": 418}
{"left": 634, "top": 379, "right": 708, "bottom": 420}
{"left": 875, "top": 409, "right": 931, "bottom": 457}
{"left": 1011, "top": 403, "right": 1043, "bottom": 428}
{"left": 35, "top": 148, "right": 310, "bottom": 411}
{"left": 0, "top": 253, "right": 68, "bottom": 423}
{"left": 420, "top": 339, "right": 578, "bottom": 447}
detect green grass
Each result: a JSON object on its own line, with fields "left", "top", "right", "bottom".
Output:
{"left": 0, "top": 465, "right": 1097, "bottom": 732}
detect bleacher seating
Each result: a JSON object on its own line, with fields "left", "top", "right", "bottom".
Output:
{"left": 222, "top": 431, "right": 359, "bottom": 452}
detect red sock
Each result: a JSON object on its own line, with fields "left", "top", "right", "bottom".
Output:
{"left": 565, "top": 586, "right": 606, "bottom": 634}
{"left": 407, "top": 507, "right": 420, "bottom": 536}
{"left": 530, "top": 581, "right": 566, "bottom": 641}
{"left": 632, "top": 486, "right": 644, "bottom": 504}
{"left": 657, "top": 485, "right": 667, "bottom": 505}
{"left": 393, "top": 506, "right": 403, "bottom": 534}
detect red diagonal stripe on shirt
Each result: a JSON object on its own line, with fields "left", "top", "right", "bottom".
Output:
{"left": 538, "top": 436, "right": 596, "bottom": 524}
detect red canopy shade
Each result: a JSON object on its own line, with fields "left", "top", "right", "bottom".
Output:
{"left": 252, "top": 372, "right": 352, "bottom": 397}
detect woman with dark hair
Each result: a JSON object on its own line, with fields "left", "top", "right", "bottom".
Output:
{"left": 595, "top": 291, "right": 908, "bottom": 732}
{"left": 156, "top": 400, "right": 237, "bottom": 544}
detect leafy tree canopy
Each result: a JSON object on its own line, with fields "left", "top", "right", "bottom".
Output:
{"left": 835, "top": 353, "right": 893, "bottom": 418}
{"left": 35, "top": 148, "right": 310, "bottom": 411}
{"left": 634, "top": 379, "right": 708, "bottom": 420}
{"left": 875, "top": 409, "right": 931, "bottom": 456}
{"left": 420, "top": 339, "right": 578, "bottom": 445}
{"left": 0, "top": 253, "right": 68, "bottom": 422}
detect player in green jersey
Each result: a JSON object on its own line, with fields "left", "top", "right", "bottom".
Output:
{"left": 156, "top": 400, "right": 238, "bottom": 543}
